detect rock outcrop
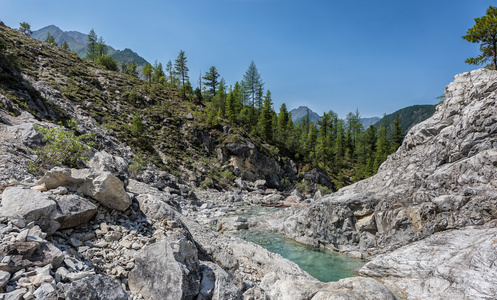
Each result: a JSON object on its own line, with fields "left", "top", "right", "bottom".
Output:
{"left": 266, "top": 69, "right": 497, "bottom": 298}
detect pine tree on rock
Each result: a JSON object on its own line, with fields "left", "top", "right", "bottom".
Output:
{"left": 463, "top": 5, "right": 497, "bottom": 69}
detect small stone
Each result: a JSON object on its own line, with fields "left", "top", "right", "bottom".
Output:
{"left": 131, "top": 243, "right": 141, "bottom": 250}
{"left": 3, "top": 288, "right": 27, "bottom": 300}
{"left": 55, "top": 267, "right": 69, "bottom": 282}
{"left": 10, "top": 217, "right": 25, "bottom": 228}
{"left": 30, "top": 274, "right": 54, "bottom": 287}
{"left": 120, "top": 240, "right": 133, "bottom": 249}
{"left": 35, "top": 264, "right": 52, "bottom": 275}
{"left": 16, "top": 229, "right": 29, "bottom": 241}
{"left": 104, "top": 231, "right": 121, "bottom": 242}
{"left": 69, "top": 238, "right": 82, "bottom": 247}
{"left": 0, "top": 270, "right": 10, "bottom": 288}
{"left": 11, "top": 269, "right": 25, "bottom": 281}
{"left": 94, "top": 241, "right": 108, "bottom": 248}
{"left": 125, "top": 262, "right": 135, "bottom": 270}
{"left": 79, "top": 233, "right": 95, "bottom": 242}
{"left": 64, "top": 258, "right": 76, "bottom": 270}
{"left": 65, "top": 270, "right": 95, "bottom": 282}
{"left": 33, "top": 282, "right": 57, "bottom": 300}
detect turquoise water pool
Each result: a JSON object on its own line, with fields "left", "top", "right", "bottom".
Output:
{"left": 232, "top": 229, "right": 365, "bottom": 282}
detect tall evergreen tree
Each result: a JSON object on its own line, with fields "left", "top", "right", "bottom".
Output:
{"left": 96, "top": 36, "right": 107, "bottom": 57}
{"left": 174, "top": 50, "right": 189, "bottom": 88}
{"left": 242, "top": 61, "right": 264, "bottom": 114}
{"left": 166, "top": 60, "right": 174, "bottom": 87}
{"left": 142, "top": 63, "right": 153, "bottom": 83}
{"left": 152, "top": 61, "right": 165, "bottom": 84}
{"left": 126, "top": 61, "right": 138, "bottom": 77}
{"left": 86, "top": 29, "right": 98, "bottom": 62}
{"left": 257, "top": 90, "right": 274, "bottom": 140}
{"left": 390, "top": 115, "right": 402, "bottom": 152}
{"left": 202, "top": 66, "right": 220, "bottom": 100}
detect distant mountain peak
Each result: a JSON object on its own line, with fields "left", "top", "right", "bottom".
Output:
{"left": 32, "top": 25, "right": 149, "bottom": 70}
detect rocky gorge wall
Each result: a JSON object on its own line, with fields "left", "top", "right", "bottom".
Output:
{"left": 265, "top": 69, "right": 497, "bottom": 299}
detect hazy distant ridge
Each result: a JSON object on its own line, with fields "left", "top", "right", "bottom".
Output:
{"left": 32, "top": 25, "right": 149, "bottom": 71}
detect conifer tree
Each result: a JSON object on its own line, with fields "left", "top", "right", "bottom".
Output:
{"left": 60, "top": 41, "right": 69, "bottom": 51}
{"left": 174, "top": 50, "right": 189, "bottom": 87}
{"left": 242, "top": 61, "right": 264, "bottom": 114}
{"left": 257, "top": 90, "right": 274, "bottom": 140}
{"left": 96, "top": 36, "right": 107, "bottom": 57}
{"left": 276, "top": 103, "right": 290, "bottom": 145}
{"left": 18, "top": 22, "right": 32, "bottom": 37}
{"left": 126, "top": 61, "right": 138, "bottom": 77}
{"left": 142, "top": 63, "right": 153, "bottom": 83}
{"left": 45, "top": 32, "right": 57, "bottom": 46}
{"left": 202, "top": 66, "right": 220, "bottom": 100}
{"left": 86, "top": 29, "right": 99, "bottom": 62}
{"left": 166, "top": 60, "right": 175, "bottom": 87}
{"left": 152, "top": 61, "right": 165, "bottom": 83}
{"left": 463, "top": 5, "right": 497, "bottom": 68}
{"left": 390, "top": 115, "right": 402, "bottom": 152}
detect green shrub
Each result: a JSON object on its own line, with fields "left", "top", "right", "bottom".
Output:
{"left": 129, "top": 156, "right": 146, "bottom": 177}
{"left": 28, "top": 119, "right": 93, "bottom": 175}
{"left": 97, "top": 55, "right": 118, "bottom": 71}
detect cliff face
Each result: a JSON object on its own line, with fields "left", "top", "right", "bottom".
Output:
{"left": 275, "top": 69, "right": 497, "bottom": 257}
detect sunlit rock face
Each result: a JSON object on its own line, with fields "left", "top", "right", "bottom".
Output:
{"left": 274, "top": 69, "right": 497, "bottom": 257}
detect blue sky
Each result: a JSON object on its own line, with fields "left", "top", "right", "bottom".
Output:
{"left": 0, "top": 0, "right": 493, "bottom": 118}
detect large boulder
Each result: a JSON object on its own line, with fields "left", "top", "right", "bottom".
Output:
{"left": 80, "top": 172, "right": 131, "bottom": 211}
{"left": 128, "top": 236, "right": 201, "bottom": 300}
{"left": 53, "top": 194, "right": 98, "bottom": 229}
{"left": 0, "top": 187, "right": 59, "bottom": 234}
{"left": 87, "top": 151, "right": 129, "bottom": 186}
{"left": 36, "top": 167, "right": 131, "bottom": 211}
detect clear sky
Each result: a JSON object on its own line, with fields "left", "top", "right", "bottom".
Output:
{"left": 0, "top": 0, "right": 493, "bottom": 118}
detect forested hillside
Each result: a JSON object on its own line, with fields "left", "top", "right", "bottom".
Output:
{"left": 375, "top": 104, "right": 436, "bottom": 135}
{"left": 3, "top": 23, "right": 416, "bottom": 192}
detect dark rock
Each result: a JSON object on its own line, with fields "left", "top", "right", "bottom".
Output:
{"left": 57, "top": 275, "right": 128, "bottom": 300}
{"left": 0, "top": 240, "right": 63, "bottom": 273}
{"left": 53, "top": 194, "right": 98, "bottom": 229}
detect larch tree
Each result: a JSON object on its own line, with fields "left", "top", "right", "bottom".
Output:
{"left": 86, "top": 29, "right": 99, "bottom": 62}
{"left": 142, "top": 63, "right": 153, "bottom": 83}
{"left": 463, "top": 5, "right": 497, "bottom": 69}
{"left": 174, "top": 50, "right": 189, "bottom": 88}
{"left": 202, "top": 66, "right": 220, "bottom": 100}
{"left": 242, "top": 61, "right": 264, "bottom": 114}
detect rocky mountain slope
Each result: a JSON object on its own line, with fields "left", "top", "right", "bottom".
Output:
{"left": 0, "top": 24, "right": 316, "bottom": 193}
{"left": 267, "top": 68, "right": 497, "bottom": 299}
{"left": 0, "top": 22, "right": 401, "bottom": 299}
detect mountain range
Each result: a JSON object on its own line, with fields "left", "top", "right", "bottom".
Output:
{"left": 32, "top": 25, "right": 149, "bottom": 73}
{"left": 290, "top": 105, "right": 435, "bottom": 134}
